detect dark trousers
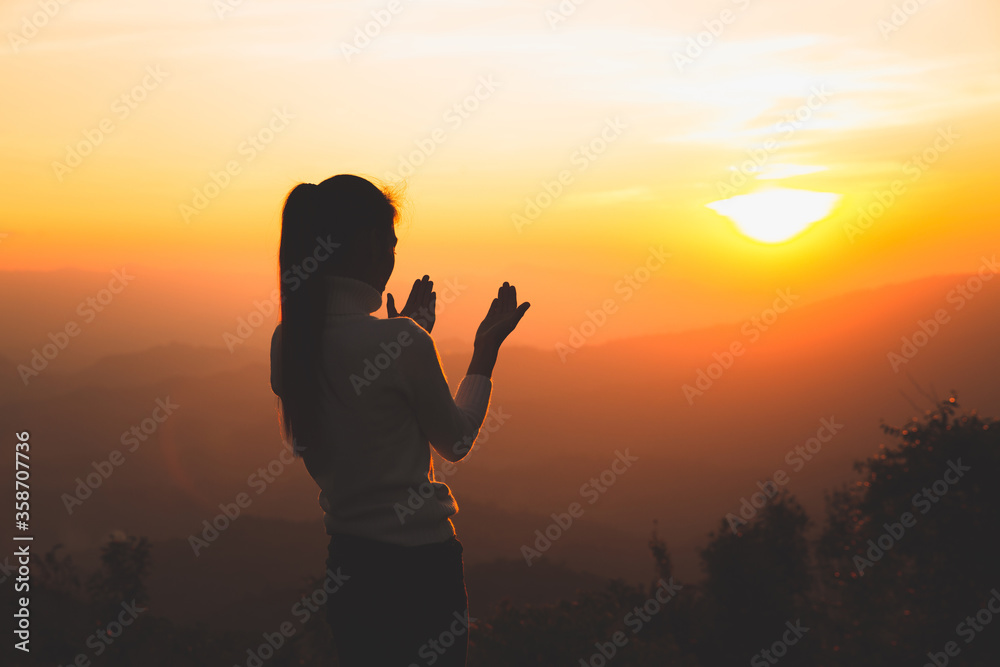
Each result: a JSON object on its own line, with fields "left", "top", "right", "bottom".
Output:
{"left": 325, "top": 533, "right": 469, "bottom": 667}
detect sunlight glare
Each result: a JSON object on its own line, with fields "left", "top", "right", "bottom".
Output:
{"left": 706, "top": 188, "right": 841, "bottom": 243}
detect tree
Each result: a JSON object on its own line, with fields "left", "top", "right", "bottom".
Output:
{"left": 696, "top": 492, "right": 817, "bottom": 666}
{"left": 87, "top": 533, "right": 152, "bottom": 616}
{"left": 818, "top": 396, "right": 1000, "bottom": 666}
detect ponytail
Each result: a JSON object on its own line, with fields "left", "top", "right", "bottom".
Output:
{"left": 275, "top": 176, "right": 398, "bottom": 465}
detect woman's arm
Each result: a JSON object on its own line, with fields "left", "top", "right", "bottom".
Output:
{"left": 466, "top": 346, "right": 498, "bottom": 378}
{"left": 401, "top": 282, "right": 529, "bottom": 462}
{"left": 400, "top": 321, "right": 492, "bottom": 463}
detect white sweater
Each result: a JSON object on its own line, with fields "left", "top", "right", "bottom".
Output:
{"left": 269, "top": 276, "right": 493, "bottom": 546}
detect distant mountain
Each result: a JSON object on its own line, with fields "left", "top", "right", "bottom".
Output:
{"left": 0, "top": 342, "right": 260, "bottom": 402}
{"left": 443, "top": 271, "right": 1000, "bottom": 575}
{"left": 0, "top": 267, "right": 276, "bottom": 374}
{"left": 2, "top": 271, "right": 997, "bottom": 589}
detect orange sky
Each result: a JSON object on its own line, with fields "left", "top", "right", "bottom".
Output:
{"left": 3, "top": 0, "right": 999, "bottom": 347}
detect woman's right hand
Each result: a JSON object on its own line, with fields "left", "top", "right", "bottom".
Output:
{"left": 474, "top": 282, "right": 530, "bottom": 353}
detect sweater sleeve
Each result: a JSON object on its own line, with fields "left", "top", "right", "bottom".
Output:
{"left": 398, "top": 320, "right": 492, "bottom": 461}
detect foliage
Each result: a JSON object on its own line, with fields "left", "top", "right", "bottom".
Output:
{"left": 15, "top": 396, "right": 997, "bottom": 666}
{"left": 817, "top": 396, "right": 1000, "bottom": 666}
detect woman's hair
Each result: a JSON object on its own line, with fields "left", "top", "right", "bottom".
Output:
{"left": 277, "top": 174, "right": 398, "bottom": 462}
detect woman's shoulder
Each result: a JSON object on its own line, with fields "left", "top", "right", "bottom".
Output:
{"left": 384, "top": 315, "right": 432, "bottom": 340}
{"left": 324, "top": 315, "right": 436, "bottom": 355}
{"left": 274, "top": 317, "right": 428, "bottom": 343}
{"left": 372, "top": 317, "right": 436, "bottom": 358}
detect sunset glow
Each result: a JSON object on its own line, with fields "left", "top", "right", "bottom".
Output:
{"left": 4, "top": 4, "right": 1000, "bottom": 663}
{"left": 706, "top": 189, "right": 842, "bottom": 243}
{"left": 1, "top": 0, "right": 999, "bottom": 346}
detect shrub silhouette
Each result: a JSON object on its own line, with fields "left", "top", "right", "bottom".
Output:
{"left": 15, "top": 396, "right": 997, "bottom": 666}
{"left": 818, "top": 396, "right": 1000, "bottom": 666}
{"left": 695, "top": 492, "right": 817, "bottom": 666}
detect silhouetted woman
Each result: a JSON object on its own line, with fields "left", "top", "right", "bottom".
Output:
{"left": 269, "top": 174, "right": 529, "bottom": 666}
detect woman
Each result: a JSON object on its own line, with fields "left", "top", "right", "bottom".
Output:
{"left": 269, "top": 174, "right": 529, "bottom": 666}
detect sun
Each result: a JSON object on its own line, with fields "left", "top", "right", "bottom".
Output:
{"left": 706, "top": 188, "right": 841, "bottom": 243}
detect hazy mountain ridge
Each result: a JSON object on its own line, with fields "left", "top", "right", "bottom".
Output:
{"left": 1, "top": 267, "right": 991, "bottom": 372}
{"left": 1, "top": 271, "right": 997, "bottom": 590}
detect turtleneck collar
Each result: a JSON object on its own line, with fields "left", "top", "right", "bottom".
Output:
{"left": 324, "top": 275, "right": 383, "bottom": 315}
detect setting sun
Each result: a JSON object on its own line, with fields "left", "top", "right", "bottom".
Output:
{"left": 706, "top": 188, "right": 842, "bottom": 244}
{"left": 4, "top": 1, "right": 1000, "bottom": 664}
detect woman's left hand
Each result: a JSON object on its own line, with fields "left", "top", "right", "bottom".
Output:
{"left": 387, "top": 275, "right": 436, "bottom": 333}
